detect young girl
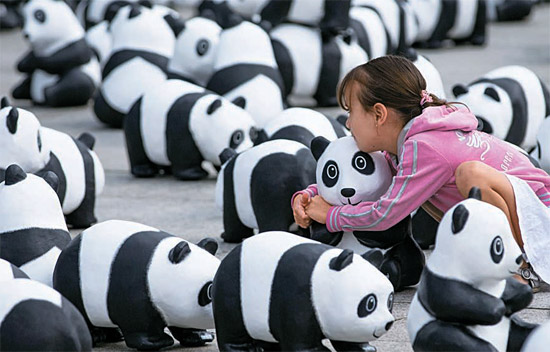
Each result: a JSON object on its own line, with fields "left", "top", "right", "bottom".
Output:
{"left": 293, "top": 55, "right": 550, "bottom": 290}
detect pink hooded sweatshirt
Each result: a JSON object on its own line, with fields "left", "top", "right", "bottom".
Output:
{"left": 296, "top": 105, "right": 550, "bottom": 232}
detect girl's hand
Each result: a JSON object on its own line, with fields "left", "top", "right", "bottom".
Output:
{"left": 305, "top": 195, "right": 332, "bottom": 224}
{"left": 293, "top": 193, "right": 312, "bottom": 228}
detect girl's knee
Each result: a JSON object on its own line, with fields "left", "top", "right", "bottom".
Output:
{"left": 455, "top": 161, "right": 487, "bottom": 185}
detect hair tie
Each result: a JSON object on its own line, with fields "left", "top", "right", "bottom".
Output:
{"left": 420, "top": 90, "right": 433, "bottom": 107}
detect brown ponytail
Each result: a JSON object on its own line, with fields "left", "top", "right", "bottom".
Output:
{"left": 337, "top": 55, "right": 463, "bottom": 125}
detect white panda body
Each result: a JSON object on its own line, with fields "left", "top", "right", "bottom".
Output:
{"left": 447, "top": 0, "right": 480, "bottom": 39}
{"left": 412, "top": 53, "right": 446, "bottom": 99}
{"left": 409, "top": 0, "right": 442, "bottom": 43}
{"left": 85, "top": 21, "right": 112, "bottom": 65}
{"left": 352, "top": 0, "right": 400, "bottom": 50}
{"left": 287, "top": 0, "right": 325, "bottom": 24}
{"left": 349, "top": 6, "right": 389, "bottom": 59}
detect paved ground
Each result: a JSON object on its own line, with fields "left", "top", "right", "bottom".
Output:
{"left": 1, "top": 4, "right": 549, "bottom": 351}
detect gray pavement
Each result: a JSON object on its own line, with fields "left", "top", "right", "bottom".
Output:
{"left": 1, "top": 4, "right": 550, "bottom": 352}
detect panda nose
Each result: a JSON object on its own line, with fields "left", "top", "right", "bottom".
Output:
{"left": 23, "top": 33, "right": 29, "bottom": 40}
{"left": 341, "top": 188, "right": 356, "bottom": 197}
{"left": 385, "top": 321, "right": 394, "bottom": 331}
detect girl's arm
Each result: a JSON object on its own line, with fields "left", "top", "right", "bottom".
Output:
{"left": 291, "top": 184, "right": 318, "bottom": 207}
{"left": 326, "top": 140, "right": 453, "bottom": 232}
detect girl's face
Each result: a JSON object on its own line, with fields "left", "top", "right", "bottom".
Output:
{"left": 346, "top": 82, "right": 383, "bottom": 153}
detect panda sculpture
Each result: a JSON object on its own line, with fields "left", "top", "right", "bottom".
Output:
{"left": 85, "top": 21, "right": 112, "bottom": 67}
{"left": 53, "top": 220, "right": 219, "bottom": 351}
{"left": 486, "top": 0, "right": 536, "bottom": 22}
{"left": 167, "top": 16, "right": 222, "bottom": 86}
{"left": 93, "top": 4, "right": 179, "bottom": 127}
{"left": 125, "top": 79, "right": 257, "bottom": 180}
{"left": 407, "top": 50, "right": 446, "bottom": 100}
{"left": 0, "top": 258, "right": 29, "bottom": 281}
{"left": 227, "top": 0, "right": 351, "bottom": 36}
{"left": 348, "top": 4, "right": 390, "bottom": 59}
{"left": 407, "top": 188, "right": 537, "bottom": 351}
{"left": 212, "top": 231, "right": 395, "bottom": 351}
{"left": 0, "top": 102, "right": 105, "bottom": 228}
{"left": 0, "top": 0, "right": 23, "bottom": 30}
{"left": 521, "top": 320, "right": 550, "bottom": 352}
{"left": 452, "top": 65, "right": 550, "bottom": 151}
{"left": 255, "top": 108, "right": 348, "bottom": 146}
{"left": 11, "top": 0, "right": 101, "bottom": 107}
{"left": 0, "top": 279, "right": 92, "bottom": 351}
{"left": 530, "top": 118, "right": 550, "bottom": 173}
{"left": 207, "top": 20, "right": 285, "bottom": 128}
{"left": 271, "top": 23, "right": 368, "bottom": 107}
{"left": 215, "top": 139, "right": 316, "bottom": 242}
{"left": 75, "top": 0, "right": 140, "bottom": 29}
{"left": 0, "top": 164, "right": 70, "bottom": 286}
{"left": 308, "top": 136, "right": 425, "bottom": 290}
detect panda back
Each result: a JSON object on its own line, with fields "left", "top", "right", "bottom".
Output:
{"left": 78, "top": 220, "right": 157, "bottom": 327}
{"left": 140, "top": 80, "right": 205, "bottom": 165}
{"left": 334, "top": 36, "right": 369, "bottom": 83}
{"left": 240, "top": 232, "right": 317, "bottom": 342}
{"left": 264, "top": 108, "right": 340, "bottom": 144}
{"left": 447, "top": 0, "right": 479, "bottom": 38}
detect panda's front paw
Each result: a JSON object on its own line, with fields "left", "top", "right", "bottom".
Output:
{"left": 330, "top": 340, "right": 376, "bottom": 352}
{"left": 168, "top": 327, "right": 214, "bottom": 347}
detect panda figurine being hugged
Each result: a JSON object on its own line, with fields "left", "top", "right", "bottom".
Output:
{"left": 212, "top": 231, "right": 395, "bottom": 352}
{"left": 407, "top": 188, "right": 537, "bottom": 351}
{"left": 215, "top": 139, "right": 317, "bottom": 242}
{"left": 53, "top": 220, "right": 219, "bottom": 350}
{"left": 308, "top": 136, "right": 425, "bottom": 291}
{"left": 11, "top": 0, "right": 100, "bottom": 107}
{"left": 0, "top": 102, "right": 105, "bottom": 228}
{"left": 452, "top": 65, "right": 550, "bottom": 151}
{"left": 0, "top": 164, "right": 70, "bottom": 286}
{"left": 124, "top": 79, "right": 257, "bottom": 180}
{"left": 0, "top": 279, "right": 92, "bottom": 351}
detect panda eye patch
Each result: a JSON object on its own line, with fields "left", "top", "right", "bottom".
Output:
{"left": 357, "top": 294, "right": 377, "bottom": 318}
{"left": 198, "top": 281, "right": 213, "bottom": 306}
{"left": 37, "top": 131, "right": 42, "bottom": 152}
{"left": 230, "top": 130, "right": 244, "bottom": 149}
{"left": 196, "top": 39, "right": 210, "bottom": 56}
{"left": 322, "top": 160, "right": 339, "bottom": 187}
{"left": 387, "top": 293, "right": 394, "bottom": 312}
{"left": 352, "top": 152, "right": 374, "bottom": 175}
{"left": 490, "top": 236, "right": 504, "bottom": 264}
{"left": 34, "top": 9, "right": 46, "bottom": 23}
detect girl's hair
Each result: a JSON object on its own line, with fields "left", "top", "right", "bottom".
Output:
{"left": 337, "top": 55, "right": 458, "bottom": 125}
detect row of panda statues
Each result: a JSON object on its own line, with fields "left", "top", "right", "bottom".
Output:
{"left": 1, "top": 158, "right": 549, "bottom": 351}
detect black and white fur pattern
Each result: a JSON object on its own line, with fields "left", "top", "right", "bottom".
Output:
{"left": 310, "top": 136, "right": 425, "bottom": 291}
{"left": 0, "top": 165, "right": 70, "bottom": 287}
{"left": 0, "top": 279, "right": 92, "bottom": 351}
{"left": 255, "top": 108, "right": 349, "bottom": 147}
{"left": 348, "top": 4, "right": 390, "bottom": 59}
{"left": 212, "top": 231, "right": 395, "bottom": 351}
{"left": 53, "top": 220, "right": 219, "bottom": 350}
{"left": 206, "top": 21, "right": 285, "bottom": 128}
{"left": 530, "top": 118, "right": 550, "bottom": 173}
{"left": 75, "top": 0, "right": 140, "bottom": 29}
{"left": 271, "top": 23, "right": 368, "bottom": 107}
{"left": 12, "top": 0, "right": 100, "bottom": 107}
{"left": 453, "top": 65, "right": 550, "bottom": 151}
{"left": 0, "top": 103, "right": 105, "bottom": 228}
{"left": 0, "top": 258, "right": 29, "bottom": 281}
{"left": 93, "top": 4, "right": 178, "bottom": 127}
{"left": 125, "top": 79, "right": 257, "bottom": 180}
{"left": 215, "top": 139, "right": 316, "bottom": 242}
{"left": 407, "top": 189, "right": 537, "bottom": 351}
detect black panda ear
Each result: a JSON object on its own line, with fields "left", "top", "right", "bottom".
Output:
{"left": 1, "top": 96, "right": 10, "bottom": 109}
{"left": 232, "top": 96, "right": 246, "bottom": 109}
{"left": 484, "top": 87, "right": 500, "bottom": 102}
{"left": 77, "top": 132, "right": 95, "bottom": 150}
{"left": 361, "top": 250, "right": 383, "bottom": 269}
{"left": 468, "top": 187, "right": 482, "bottom": 200}
{"left": 336, "top": 114, "right": 349, "bottom": 130}
{"left": 164, "top": 14, "right": 185, "bottom": 37}
{"left": 207, "top": 99, "right": 222, "bottom": 115}
{"left": 451, "top": 204, "right": 469, "bottom": 235}
{"left": 311, "top": 136, "right": 331, "bottom": 161}
{"left": 138, "top": 0, "right": 153, "bottom": 9}
{"left": 452, "top": 84, "right": 469, "bottom": 97}
{"left": 329, "top": 249, "right": 354, "bottom": 271}
{"left": 169, "top": 242, "right": 191, "bottom": 264}
{"left": 219, "top": 148, "right": 237, "bottom": 164}
{"left": 197, "top": 238, "right": 218, "bottom": 255}
{"left": 4, "top": 164, "right": 27, "bottom": 186}
{"left": 6, "top": 108, "right": 19, "bottom": 134}
{"left": 41, "top": 171, "right": 59, "bottom": 192}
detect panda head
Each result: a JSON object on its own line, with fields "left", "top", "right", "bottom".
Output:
{"left": 148, "top": 237, "right": 220, "bottom": 329}
{"left": 453, "top": 82, "right": 513, "bottom": 140}
{"left": 312, "top": 249, "right": 395, "bottom": 342}
{"left": 108, "top": 4, "right": 175, "bottom": 57}
{"left": 169, "top": 17, "right": 222, "bottom": 86}
{"left": 189, "top": 95, "right": 257, "bottom": 166}
{"left": 311, "top": 136, "right": 393, "bottom": 206}
{"left": 22, "top": 0, "right": 85, "bottom": 56}
{"left": 429, "top": 188, "right": 522, "bottom": 285}
{"left": 0, "top": 102, "right": 50, "bottom": 173}
{"left": 0, "top": 164, "right": 66, "bottom": 232}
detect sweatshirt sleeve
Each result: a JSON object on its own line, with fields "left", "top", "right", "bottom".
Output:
{"left": 326, "top": 140, "right": 453, "bottom": 232}
{"left": 290, "top": 184, "right": 318, "bottom": 207}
